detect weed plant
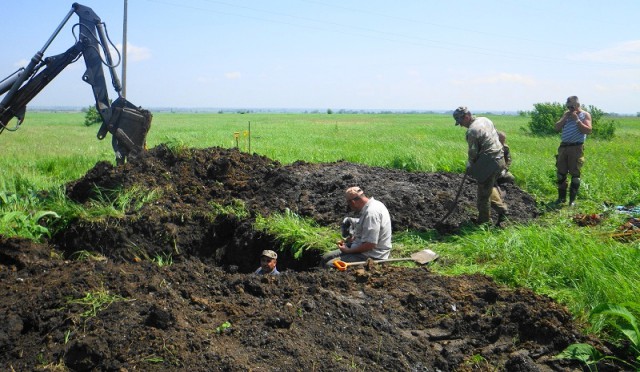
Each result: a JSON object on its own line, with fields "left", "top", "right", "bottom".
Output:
{"left": 66, "top": 284, "right": 127, "bottom": 319}
{"left": 153, "top": 252, "right": 173, "bottom": 267}
{"left": 209, "top": 199, "right": 249, "bottom": 219}
{"left": 556, "top": 302, "right": 640, "bottom": 370}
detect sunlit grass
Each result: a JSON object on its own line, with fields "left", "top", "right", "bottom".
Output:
{"left": 254, "top": 209, "right": 339, "bottom": 258}
{"left": 430, "top": 218, "right": 640, "bottom": 320}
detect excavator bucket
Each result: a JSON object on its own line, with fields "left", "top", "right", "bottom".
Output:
{"left": 97, "top": 97, "right": 152, "bottom": 159}
{"left": 110, "top": 105, "right": 152, "bottom": 154}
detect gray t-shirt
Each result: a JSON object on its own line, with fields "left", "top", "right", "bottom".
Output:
{"left": 351, "top": 198, "right": 392, "bottom": 259}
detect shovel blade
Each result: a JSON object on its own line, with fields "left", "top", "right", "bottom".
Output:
{"left": 410, "top": 249, "right": 439, "bottom": 264}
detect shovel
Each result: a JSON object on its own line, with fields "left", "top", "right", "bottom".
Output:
{"left": 333, "top": 249, "right": 439, "bottom": 271}
{"left": 438, "top": 172, "right": 468, "bottom": 225}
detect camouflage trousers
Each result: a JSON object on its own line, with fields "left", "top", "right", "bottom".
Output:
{"left": 477, "top": 170, "right": 508, "bottom": 224}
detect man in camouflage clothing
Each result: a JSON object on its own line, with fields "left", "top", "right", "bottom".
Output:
{"left": 497, "top": 131, "right": 515, "bottom": 184}
{"left": 453, "top": 106, "right": 508, "bottom": 224}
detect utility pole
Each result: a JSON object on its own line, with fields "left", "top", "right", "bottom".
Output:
{"left": 122, "top": 0, "right": 128, "bottom": 98}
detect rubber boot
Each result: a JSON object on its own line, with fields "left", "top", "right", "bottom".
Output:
{"left": 556, "top": 188, "right": 567, "bottom": 204}
{"left": 569, "top": 185, "right": 579, "bottom": 206}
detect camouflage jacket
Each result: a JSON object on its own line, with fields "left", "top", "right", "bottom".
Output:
{"left": 466, "top": 117, "right": 504, "bottom": 163}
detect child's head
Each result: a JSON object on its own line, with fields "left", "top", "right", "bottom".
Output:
{"left": 497, "top": 131, "right": 506, "bottom": 145}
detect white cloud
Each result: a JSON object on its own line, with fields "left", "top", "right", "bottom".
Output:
{"left": 196, "top": 76, "right": 215, "bottom": 84}
{"left": 224, "top": 72, "right": 242, "bottom": 80}
{"left": 115, "top": 43, "right": 152, "bottom": 62}
{"left": 454, "top": 73, "right": 537, "bottom": 86}
{"left": 13, "top": 59, "right": 28, "bottom": 68}
{"left": 595, "top": 67, "right": 640, "bottom": 79}
{"left": 593, "top": 82, "right": 640, "bottom": 93}
{"left": 570, "top": 40, "right": 640, "bottom": 64}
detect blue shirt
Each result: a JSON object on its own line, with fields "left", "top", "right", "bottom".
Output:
{"left": 561, "top": 111, "right": 588, "bottom": 144}
{"left": 254, "top": 267, "right": 280, "bottom": 275}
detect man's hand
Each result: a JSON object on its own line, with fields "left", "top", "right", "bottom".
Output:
{"left": 568, "top": 111, "right": 579, "bottom": 121}
{"left": 336, "top": 240, "right": 350, "bottom": 253}
{"left": 555, "top": 111, "right": 571, "bottom": 131}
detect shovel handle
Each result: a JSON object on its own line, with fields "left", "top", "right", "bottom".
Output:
{"left": 438, "top": 172, "right": 468, "bottom": 224}
{"left": 333, "top": 258, "right": 412, "bottom": 270}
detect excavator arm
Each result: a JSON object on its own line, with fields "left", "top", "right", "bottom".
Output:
{"left": 0, "top": 3, "right": 151, "bottom": 164}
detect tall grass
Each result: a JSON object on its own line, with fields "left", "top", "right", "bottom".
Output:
{"left": 254, "top": 209, "right": 338, "bottom": 258}
{"left": 433, "top": 217, "right": 640, "bottom": 319}
{"left": 1, "top": 111, "right": 640, "bottom": 326}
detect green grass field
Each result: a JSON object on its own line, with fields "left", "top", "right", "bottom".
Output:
{"left": 2, "top": 111, "right": 640, "bottom": 330}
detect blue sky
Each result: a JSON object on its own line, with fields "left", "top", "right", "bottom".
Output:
{"left": 1, "top": 0, "right": 638, "bottom": 114}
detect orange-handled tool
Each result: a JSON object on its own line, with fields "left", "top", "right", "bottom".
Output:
{"left": 333, "top": 260, "right": 348, "bottom": 271}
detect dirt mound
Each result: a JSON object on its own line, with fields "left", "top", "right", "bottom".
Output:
{"left": 0, "top": 146, "right": 623, "bottom": 370}
{"left": 56, "top": 146, "right": 538, "bottom": 272}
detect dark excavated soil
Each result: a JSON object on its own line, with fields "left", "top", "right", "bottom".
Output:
{"left": 0, "top": 146, "right": 624, "bottom": 371}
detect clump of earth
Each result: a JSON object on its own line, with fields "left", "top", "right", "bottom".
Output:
{"left": 0, "top": 145, "right": 627, "bottom": 370}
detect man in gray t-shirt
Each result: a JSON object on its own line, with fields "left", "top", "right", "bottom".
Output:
{"left": 322, "top": 186, "right": 392, "bottom": 269}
